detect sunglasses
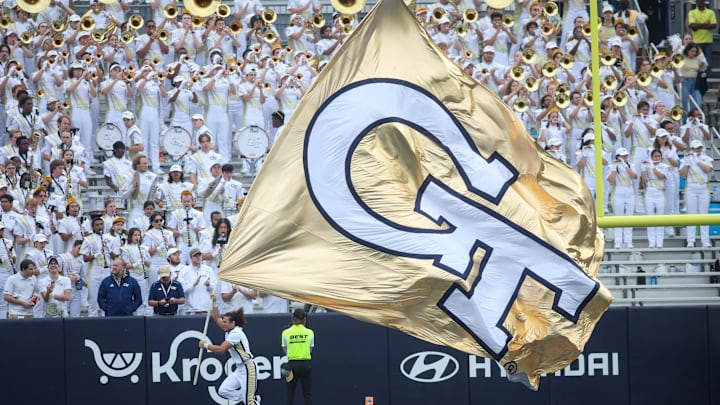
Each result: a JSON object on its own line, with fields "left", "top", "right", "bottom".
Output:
{"left": 153, "top": 219, "right": 164, "bottom": 223}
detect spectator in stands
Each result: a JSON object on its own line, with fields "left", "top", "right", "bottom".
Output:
{"left": 674, "top": 42, "right": 707, "bottom": 111}
{"left": 97, "top": 257, "right": 143, "bottom": 317}
{"left": 687, "top": 0, "right": 717, "bottom": 68}
{"left": 680, "top": 140, "right": 713, "bottom": 248}
{"left": 3, "top": 259, "right": 39, "bottom": 319}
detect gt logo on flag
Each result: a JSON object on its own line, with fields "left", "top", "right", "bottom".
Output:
{"left": 305, "top": 79, "right": 600, "bottom": 359}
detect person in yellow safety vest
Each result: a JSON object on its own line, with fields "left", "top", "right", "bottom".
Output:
{"left": 281, "top": 308, "right": 315, "bottom": 405}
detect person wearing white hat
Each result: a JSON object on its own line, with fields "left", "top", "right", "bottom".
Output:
{"left": 25, "top": 233, "right": 54, "bottom": 317}
{"left": 121, "top": 111, "right": 145, "bottom": 163}
{"left": 157, "top": 164, "right": 194, "bottom": 212}
{"left": 607, "top": 147, "right": 637, "bottom": 248}
{"left": 286, "top": 14, "right": 316, "bottom": 57}
{"left": 136, "top": 59, "right": 168, "bottom": 174}
{"left": 545, "top": 137, "right": 566, "bottom": 162}
{"left": 101, "top": 62, "right": 135, "bottom": 140}
{"left": 65, "top": 61, "right": 97, "bottom": 154}
{"left": 168, "top": 76, "right": 197, "bottom": 129}
{"left": 237, "top": 68, "right": 267, "bottom": 131}
{"left": 32, "top": 52, "right": 64, "bottom": 114}
{"left": 598, "top": 4, "right": 616, "bottom": 50}
{"left": 653, "top": 127, "right": 680, "bottom": 236}
{"left": 680, "top": 139, "right": 713, "bottom": 248}
{"left": 432, "top": 16, "right": 460, "bottom": 58}
{"left": 575, "top": 129, "right": 608, "bottom": 203}
{"left": 476, "top": 45, "right": 505, "bottom": 95}
{"left": 640, "top": 148, "right": 669, "bottom": 248}
{"left": 201, "top": 63, "right": 235, "bottom": 164}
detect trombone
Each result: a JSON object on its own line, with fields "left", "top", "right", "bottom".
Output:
{"left": 636, "top": 71, "right": 651, "bottom": 87}
{"left": 339, "top": 13, "right": 354, "bottom": 27}
{"left": 544, "top": 1, "right": 558, "bottom": 16}
{"left": 263, "top": 30, "right": 277, "bottom": 44}
{"left": 627, "top": 26, "right": 639, "bottom": 38}
{"left": 583, "top": 92, "right": 593, "bottom": 107}
{"left": 191, "top": 15, "right": 206, "bottom": 28}
{"left": 602, "top": 74, "right": 618, "bottom": 90}
{"left": 464, "top": 9, "right": 478, "bottom": 23}
{"left": 510, "top": 66, "right": 526, "bottom": 81}
{"left": 600, "top": 51, "right": 616, "bottom": 66}
{"left": 312, "top": 13, "right": 325, "bottom": 28}
{"left": 540, "top": 22, "right": 555, "bottom": 36}
{"left": 0, "top": 16, "right": 13, "bottom": 29}
{"left": 670, "top": 54, "right": 685, "bottom": 69}
{"left": 556, "top": 93, "right": 570, "bottom": 108}
{"left": 502, "top": 15, "right": 514, "bottom": 28}
{"left": 81, "top": 16, "right": 95, "bottom": 31}
{"left": 525, "top": 76, "right": 540, "bottom": 92}
{"left": 158, "top": 29, "right": 170, "bottom": 41}
{"left": 183, "top": 0, "right": 220, "bottom": 18}
{"left": 432, "top": 7, "right": 445, "bottom": 21}
{"left": 20, "top": 31, "right": 34, "bottom": 45}
{"left": 582, "top": 23, "right": 592, "bottom": 36}
{"left": 650, "top": 62, "right": 665, "bottom": 77}
{"left": 557, "top": 82, "right": 570, "bottom": 95}
{"left": 52, "top": 33, "right": 65, "bottom": 48}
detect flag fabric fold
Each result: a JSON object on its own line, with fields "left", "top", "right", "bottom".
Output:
{"left": 220, "top": 0, "right": 612, "bottom": 389}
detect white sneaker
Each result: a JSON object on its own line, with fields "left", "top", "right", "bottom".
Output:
{"left": 687, "top": 242, "right": 695, "bottom": 248}
{"left": 703, "top": 243, "right": 712, "bottom": 248}
{"left": 625, "top": 244, "right": 634, "bottom": 249}
{"left": 648, "top": 244, "right": 656, "bottom": 249}
{"left": 613, "top": 243, "right": 621, "bottom": 249}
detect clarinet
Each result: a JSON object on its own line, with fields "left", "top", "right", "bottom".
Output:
{"left": 138, "top": 244, "right": 148, "bottom": 279}
{"left": 1, "top": 238, "right": 16, "bottom": 274}
{"left": 100, "top": 233, "right": 109, "bottom": 269}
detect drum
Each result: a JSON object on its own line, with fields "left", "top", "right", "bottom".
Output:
{"left": 85, "top": 193, "right": 106, "bottom": 216}
{"left": 95, "top": 123, "right": 123, "bottom": 151}
{"left": 234, "top": 126, "right": 270, "bottom": 159}
{"left": 161, "top": 126, "right": 192, "bottom": 158}
{"left": 112, "top": 197, "right": 127, "bottom": 212}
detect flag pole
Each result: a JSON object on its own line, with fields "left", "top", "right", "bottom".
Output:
{"left": 193, "top": 280, "right": 219, "bottom": 386}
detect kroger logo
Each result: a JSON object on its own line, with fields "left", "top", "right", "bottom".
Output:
{"left": 400, "top": 351, "right": 459, "bottom": 383}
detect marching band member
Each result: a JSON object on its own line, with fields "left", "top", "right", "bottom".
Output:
{"left": 142, "top": 212, "right": 176, "bottom": 291}
{"left": 52, "top": 130, "right": 88, "bottom": 168}
{"left": 132, "top": 201, "right": 156, "bottom": 236}
{"left": 136, "top": 63, "right": 166, "bottom": 173}
{"left": 38, "top": 257, "right": 71, "bottom": 318}
{"left": 0, "top": 223, "right": 17, "bottom": 318}
{"left": 80, "top": 217, "right": 115, "bottom": 317}
{"left": 187, "top": 132, "right": 222, "bottom": 191}
{"left": 103, "top": 141, "right": 133, "bottom": 197}
{"left": 681, "top": 108, "right": 711, "bottom": 146}
{"left": 62, "top": 149, "right": 89, "bottom": 198}
{"left": 167, "top": 190, "right": 206, "bottom": 265}
{"left": 680, "top": 140, "right": 713, "bottom": 248}
{"left": 25, "top": 234, "right": 53, "bottom": 318}
{"left": 157, "top": 164, "right": 194, "bottom": 212}
{"left": 121, "top": 227, "right": 152, "bottom": 316}
{"left": 6, "top": 96, "right": 45, "bottom": 140}
{"left": 202, "top": 63, "right": 235, "bottom": 163}
{"left": 101, "top": 199, "right": 119, "bottom": 233}
{"left": 55, "top": 197, "right": 89, "bottom": 255}
{"left": 136, "top": 20, "right": 169, "bottom": 64}
{"left": 640, "top": 149, "right": 669, "bottom": 248}
{"left": 65, "top": 61, "right": 97, "bottom": 154}
{"left": 122, "top": 110, "right": 144, "bottom": 162}
{"left": 123, "top": 155, "right": 159, "bottom": 220}
{"left": 101, "top": 62, "right": 134, "bottom": 135}
{"left": 654, "top": 128, "right": 680, "bottom": 236}
{"left": 625, "top": 101, "right": 656, "bottom": 174}
{"left": 607, "top": 147, "right": 638, "bottom": 249}
{"left": 58, "top": 240, "right": 87, "bottom": 318}
{"left": 168, "top": 76, "right": 197, "bottom": 129}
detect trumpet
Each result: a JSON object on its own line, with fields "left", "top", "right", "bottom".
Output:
{"left": 60, "top": 50, "right": 69, "bottom": 58}
{"left": 228, "top": 20, "right": 243, "bottom": 34}
{"left": 540, "top": 22, "right": 555, "bottom": 36}
{"left": 37, "top": 89, "right": 45, "bottom": 98}
{"left": 252, "top": 44, "right": 261, "bottom": 54}
{"left": 556, "top": 93, "right": 570, "bottom": 108}
{"left": 521, "top": 48, "right": 536, "bottom": 64}
{"left": 464, "top": 50, "right": 474, "bottom": 59}
{"left": 583, "top": 92, "right": 593, "bottom": 107}
{"left": 129, "top": 14, "right": 144, "bottom": 30}
{"left": 510, "top": 66, "right": 526, "bottom": 81}
{"left": 83, "top": 54, "right": 93, "bottom": 64}
{"left": 296, "top": 72, "right": 304, "bottom": 81}
{"left": 216, "top": 4, "right": 231, "bottom": 18}
{"left": 157, "top": 72, "right": 166, "bottom": 81}
{"left": 603, "top": 74, "right": 618, "bottom": 90}
{"left": 479, "top": 67, "right": 489, "bottom": 76}
{"left": 600, "top": 51, "right": 616, "bottom": 66}
{"left": 164, "top": 4, "right": 178, "bottom": 19}
{"left": 90, "top": 72, "right": 98, "bottom": 80}
{"left": 541, "top": 61, "right": 557, "bottom": 78}
{"left": 61, "top": 101, "right": 71, "bottom": 109}
{"left": 151, "top": 56, "right": 162, "bottom": 66}
{"left": 627, "top": 25, "right": 638, "bottom": 38}
{"left": 262, "top": 9, "right": 277, "bottom": 25}
{"left": 127, "top": 64, "right": 136, "bottom": 72}
{"left": 339, "top": 13, "right": 354, "bottom": 27}
{"left": 330, "top": 0, "right": 365, "bottom": 14}
{"left": 263, "top": 82, "right": 271, "bottom": 89}
{"left": 285, "top": 46, "right": 294, "bottom": 54}
{"left": 582, "top": 23, "right": 592, "bottom": 36}
{"left": 612, "top": 91, "right": 628, "bottom": 107}
{"left": 181, "top": 54, "right": 191, "bottom": 63}
{"left": 637, "top": 71, "right": 651, "bottom": 87}
{"left": 228, "top": 65, "right": 237, "bottom": 74}
{"left": 432, "top": 7, "right": 445, "bottom": 21}
{"left": 525, "top": 76, "right": 540, "bottom": 92}
{"left": 560, "top": 54, "right": 574, "bottom": 70}
{"left": 121, "top": 30, "right": 136, "bottom": 44}
{"left": 670, "top": 54, "right": 685, "bottom": 69}
{"left": 513, "top": 97, "right": 529, "bottom": 112}
{"left": 198, "top": 68, "right": 206, "bottom": 77}
{"left": 312, "top": 13, "right": 325, "bottom": 28}
{"left": 670, "top": 106, "right": 685, "bottom": 121}
{"left": 544, "top": 1, "right": 558, "bottom": 16}
{"left": 20, "top": 31, "right": 34, "bottom": 44}
{"left": 464, "top": 9, "right": 478, "bottom": 23}
{"left": 124, "top": 72, "right": 135, "bottom": 82}
{"left": 502, "top": 15, "right": 514, "bottom": 28}
{"left": 52, "top": 33, "right": 65, "bottom": 48}
{"left": 650, "top": 62, "right": 664, "bottom": 77}
{"left": 456, "top": 24, "right": 468, "bottom": 37}
{"left": 157, "top": 29, "right": 170, "bottom": 41}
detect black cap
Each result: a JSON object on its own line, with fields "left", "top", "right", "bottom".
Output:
{"left": 48, "top": 256, "right": 59, "bottom": 264}
{"left": 272, "top": 111, "right": 285, "bottom": 122}
{"left": 292, "top": 308, "right": 306, "bottom": 320}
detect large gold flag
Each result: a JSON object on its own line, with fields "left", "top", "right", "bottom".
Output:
{"left": 220, "top": 0, "right": 612, "bottom": 389}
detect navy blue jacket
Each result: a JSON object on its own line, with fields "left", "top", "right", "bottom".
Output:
{"left": 97, "top": 273, "right": 143, "bottom": 316}
{"left": 148, "top": 280, "right": 185, "bottom": 315}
